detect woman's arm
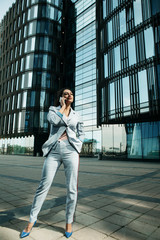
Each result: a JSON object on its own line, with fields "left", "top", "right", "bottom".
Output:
{"left": 47, "top": 106, "right": 65, "bottom": 126}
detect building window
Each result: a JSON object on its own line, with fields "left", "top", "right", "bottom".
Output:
{"left": 25, "top": 54, "right": 34, "bottom": 70}
{"left": 22, "top": 91, "right": 27, "bottom": 108}
{"left": 144, "top": 27, "right": 155, "bottom": 59}
{"left": 28, "top": 5, "right": 38, "bottom": 21}
{"left": 108, "top": 82, "right": 115, "bottom": 119}
{"left": 126, "top": 4, "right": 134, "bottom": 31}
{"left": 128, "top": 36, "right": 136, "bottom": 66}
{"left": 103, "top": 0, "right": 107, "bottom": 19}
{"left": 119, "top": 9, "right": 126, "bottom": 36}
{"left": 134, "top": 0, "right": 143, "bottom": 26}
{"left": 104, "top": 53, "right": 108, "bottom": 78}
{"left": 24, "top": 37, "right": 36, "bottom": 53}
{"left": 122, "top": 76, "right": 131, "bottom": 116}
{"left": 138, "top": 70, "right": 149, "bottom": 112}
{"left": 21, "top": 72, "right": 33, "bottom": 89}
{"left": 17, "top": 93, "right": 21, "bottom": 109}
{"left": 114, "top": 45, "right": 121, "bottom": 72}
{"left": 108, "top": 19, "right": 113, "bottom": 43}
{"left": 28, "top": 21, "right": 37, "bottom": 36}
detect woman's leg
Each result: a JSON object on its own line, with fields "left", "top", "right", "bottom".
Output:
{"left": 61, "top": 141, "right": 79, "bottom": 227}
{"left": 29, "top": 148, "right": 61, "bottom": 223}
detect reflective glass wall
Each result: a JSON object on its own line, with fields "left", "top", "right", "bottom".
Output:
{"left": 69, "top": 0, "right": 101, "bottom": 155}
{"left": 0, "top": 0, "right": 63, "bottom": 155}
{"left": 97, "top": 0, "right": 160, "bottom": 159}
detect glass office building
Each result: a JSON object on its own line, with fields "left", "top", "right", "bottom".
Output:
{"left": 97, "top": 0, "right": 160, "bottom": 159}
{"left": 67, "top": 0, "right": 101, "bottom": 155}
{"left": 0, "top": 0, "right": 63, "bottom": 155}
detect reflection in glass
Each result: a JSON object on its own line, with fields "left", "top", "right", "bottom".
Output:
{"left": 108, "top": 19, "right": 113, "bottom": 43}
{"left": 113, "top": 0, "right": 118, "bottom": 10}
{"left": 138, "top": 70, "right": 149, "bottom": 104}
{"left": 17, "top": 93, "right": 21, "bottom": 109}
{"left": 24, "top": 37, "right": 36, "bottom": 53}
{"left": 104, "top": 53, "right": 108, "bottom": 78}
{"left": 114, "top": 45, "right": 121, "bottom": 72}
{"left": 103, "top": 0, "right": 106, "bottom": 19}
{"left": 134, "top": 0, "right": 142, "bottom": 26}
{"left": 40, "top": 91, "right": 45, "bottom": 107}
{"left": 109, "top": 82, "right": 115, "bottom": 114}
{"left": 119, "top": 9, "right": 126, "bottom": 35}
{"left": 144, "top": 27, "right": 155, "bottom": 58}
{"left": 21, "top": 72, "right": 33, "bottom": 89}
{"left": 122, "top": 76, "right": 131, "bottom": 115}
{"left": 22, "top": 92, "right": 27, "bottom": 108}
{"left": 128, "top": 36, "right": 136, "bottom": 66}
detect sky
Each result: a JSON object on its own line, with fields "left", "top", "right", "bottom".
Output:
{"left": 0, "top": 0, "right": 16, "bottom": 22}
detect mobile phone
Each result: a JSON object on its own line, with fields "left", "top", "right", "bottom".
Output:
{"left": 59, "top": 97, "right": 66, "bottom": 104}
{"left": 59, "top": 97, "right": 62, "bottom": 103}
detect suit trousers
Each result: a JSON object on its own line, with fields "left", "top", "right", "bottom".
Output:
{"left": 29, "top": 139, "right": 79, "bottom": 224}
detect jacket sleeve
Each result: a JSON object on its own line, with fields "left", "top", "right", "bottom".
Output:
{"left": 77, "top": 114, "right": 85, "bottom": 142}
{"left": 47, "top": 106, "right": 65, "bottom": 126}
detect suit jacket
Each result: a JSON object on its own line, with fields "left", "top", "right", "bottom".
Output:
{"left": 42, "top": 106, "right": 85, "bottom": 156}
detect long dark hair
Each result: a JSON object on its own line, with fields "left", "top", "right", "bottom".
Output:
{"left": 54, "top": 88, "right": 73, "bottom": 106}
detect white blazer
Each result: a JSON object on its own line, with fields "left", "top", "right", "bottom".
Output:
{"left": 42, "top": 106, "right": 85, "bottom": 156}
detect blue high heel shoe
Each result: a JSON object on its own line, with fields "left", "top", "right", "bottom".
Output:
{"left": 65, "top": 231, "right": 72, "bottom": 238}
{"left": 20, "top": 221, "right": 36, "bottom": 238}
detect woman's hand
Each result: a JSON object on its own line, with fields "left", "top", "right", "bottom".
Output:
{"left": 60, "top": 97, "right": 66, "bottom": 108}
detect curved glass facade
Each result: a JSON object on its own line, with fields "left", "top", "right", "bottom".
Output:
{"left": 0, "top": 0, "right": 63, "bottom": 155}
{"left": 97, "top": 0, "right": 160, "bottom": 159}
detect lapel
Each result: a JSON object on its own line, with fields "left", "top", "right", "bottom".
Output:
{"left": 53, "top": 106, "right": 75, "bottom": 124}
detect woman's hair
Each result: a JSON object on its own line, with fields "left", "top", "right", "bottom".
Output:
{"left": 54, "top": 88, "right": 73, "bottom": 106}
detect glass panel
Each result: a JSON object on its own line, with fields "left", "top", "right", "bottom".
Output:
{"left": 119, "top": 9, "right": 126, "bottom": 35}
{"left": 144, "top": 27, "right": 155, "bottom": 58}
{"left": 21, "top": 72, "right": 33, "bottom": 89}
{"left": 28, "top": 21, "right": 37, "bottom": 36}
{"left": 40, "top": 91, "right": 45, "bottom": 107}
{"left": 17, "top": 93, "right": 21, "bottom": 109}
{"left": 22, "top": 92, "right": 27, "bottom": 108}
{"left": 24, "top": 37, "right": 36, "bottom": 53}
{"left": 103, "top": 0, "right": 107, "bottom": 19}
{"left": 122, "top": 76, "right": 131, "bottom": 116}
{"left": 128, "top": 36, "right": 136, "bottom": 66}
{"left": 114, "top": 45, "right": 121, "bottom": 72}
{"left": 109, "top": 82, "right": 115, "bottom": 119}
{"left": 134, "top": 0, "right": 143, "bottom": 26}
{"left": 113, "top": 0, "right": 118, "bottom": 10}
{"left": 104, "top": 53, "right": 108, "bottom": 78}
{"left": 108, "top": 19, "right": 113, "bottom": 43}
{"left": 138, "top": 70, "right": 149, "bottom": 104}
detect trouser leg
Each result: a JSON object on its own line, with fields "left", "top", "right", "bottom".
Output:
{"left": 61, "top": 141, "right": 79, "bottom": 224}
{"left": 29, "top": 146, "right": 61, "bottom": 223}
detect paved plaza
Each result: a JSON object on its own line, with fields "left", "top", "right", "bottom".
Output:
{"left": 0, "top": 155, "right": 160, "bottom": 240}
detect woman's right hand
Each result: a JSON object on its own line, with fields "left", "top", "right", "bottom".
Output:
{"left": 60, "top": 97, "right": 66, "bottom": 108}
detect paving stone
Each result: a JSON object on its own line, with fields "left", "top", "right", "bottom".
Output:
{"left": 111, "top": 227, "right": 146, "bottom": 240}
{"left": 137, "top": 214, "right": 160, "bottom": 227}
{"left": 0, "top": 226, "right": 26, "bottom": 240}
{"left": 76, "top": 204, "right": 95, "bottom": 213}
{"left": 87, "top": 209, "right": 112, "bottom": 219}
{"left": 147, "top": 228, "right": 160, "bottom": 239}
{"left": 90, "top": 220, "right": 120, "bottom": 235}
{"left": 100, "top": 205, "right": 121, "bottom": 214}
{"left": 75, "top": 214, "right": 99, "bottom": 226}
{"left": 117, "top": 209, "right": 142, "bottom": 219}
{"left": 104, "top": 214, "right": 133, "bottom": 226}
{"left": 127, "top": 219, "right": 157, "bottom": 236}
{"left": 31, "top": 226, "right": 63, "bottom": 240}
{"left": 73, "top": 226, "right": 107, "bottom": 240}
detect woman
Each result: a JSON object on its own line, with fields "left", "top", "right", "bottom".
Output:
{"left": 20, "top": 88, "right": 85, "bottom": 238}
